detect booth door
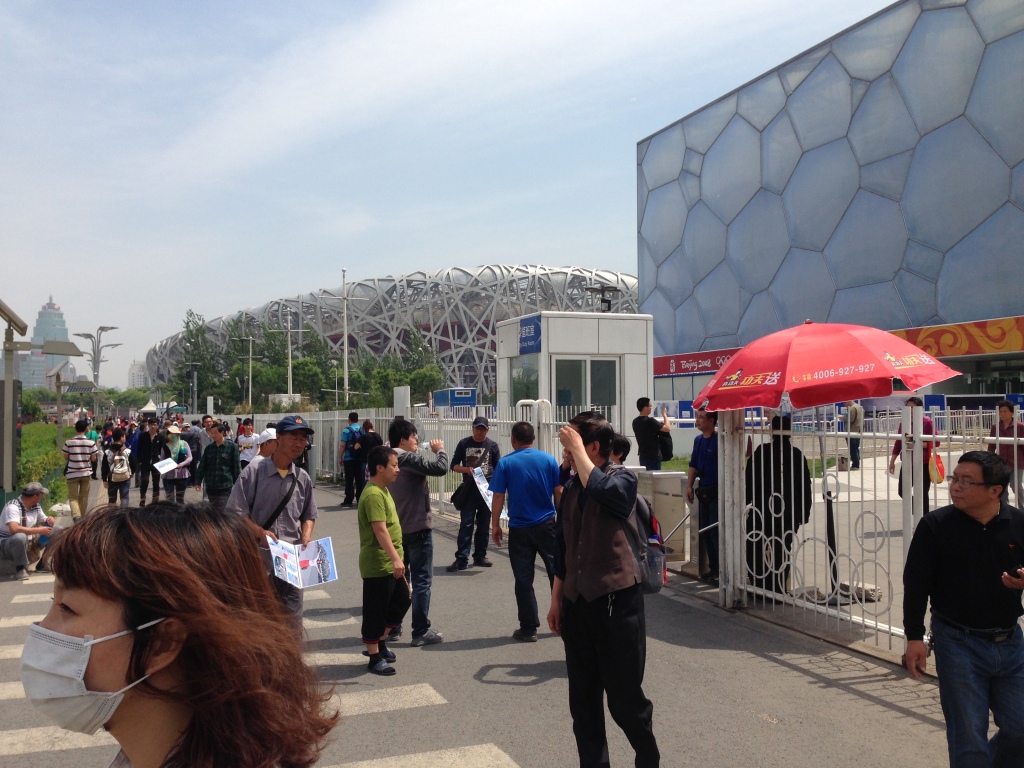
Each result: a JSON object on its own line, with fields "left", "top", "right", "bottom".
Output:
{"left": 552, "top": 357, "right": 619, "bottom": 423}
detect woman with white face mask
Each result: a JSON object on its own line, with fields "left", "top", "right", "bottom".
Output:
{"left": 21, "top": 502, "right": 338, "bottom": 768}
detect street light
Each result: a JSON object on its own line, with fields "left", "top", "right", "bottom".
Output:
{"left": 73, "top": 326, "right": 121, "bottom": 386}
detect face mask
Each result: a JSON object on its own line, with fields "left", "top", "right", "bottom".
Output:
{"left": 21, "top": 618, "right": 165, "bottom": 735}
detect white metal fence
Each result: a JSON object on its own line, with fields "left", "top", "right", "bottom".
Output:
{"left": 713, "top": 405, "right": 1019, "bottom": 652}
{"left": 256, "top": 404, "right": 1019, "bottom": 651}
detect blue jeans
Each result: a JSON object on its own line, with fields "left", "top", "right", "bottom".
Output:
{"left": 508, "top": 519, "right": 557, "bottom": 633}
{"left": 106, "top": 480, "right": 130, "bottom": 507}
{"left": 932, "top": 618, "right": 1024, "bottom": 767}
{"left": 455, "top": 492, "right": 490, "bottom": 564}
{"left": 641, "top": 457, "right": 661, "bottom": 471}
{"left": 848, "top": 438, "right": 861, "bottom": 468}
{"left": 403, "top": 529, "right": 434, "bottom": 638}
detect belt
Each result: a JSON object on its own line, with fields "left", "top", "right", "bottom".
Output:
{"left": 936, "top": 616, "right": 1018, "bottom": 643}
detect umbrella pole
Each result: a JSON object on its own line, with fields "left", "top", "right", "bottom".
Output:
{"left": 817, "top": 407, "right": 839, "bottom": 594}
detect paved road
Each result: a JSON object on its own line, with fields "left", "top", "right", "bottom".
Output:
{"left": 1, "top": 482, "right": 949, "bottom": 767}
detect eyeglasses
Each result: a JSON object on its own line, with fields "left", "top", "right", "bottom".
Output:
{"left": 947, "top": 476, "right": 988, "bottom": 488}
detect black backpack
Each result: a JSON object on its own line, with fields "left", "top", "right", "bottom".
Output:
{"left": 608, "top": 465, "right": 666, "bottom": 594}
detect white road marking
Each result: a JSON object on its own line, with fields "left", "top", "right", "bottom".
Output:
{"left": 0, "top": 725, "right": 117, "bottom": 756}
{"left": 0, "top": 681, "right": 24, "bottom": 700}
{"left": 326, "top": 744, "right": 520, "bottom": 767}
{"left": 0, "top": 615, "right": 44, "bottom": 629}
{"left": 304, "top": 589, "right": 331, "bottom": 601}
{"left": 0, "top": 644, "right": 23, "bottom": 659}
{"left": 303, "top": 651, "right": 365, "bottom": 666}
{"left": 11, "top": 594, "right": 51, "bottom": 604}
{"left": 328, "top": 683, "right": 447, "bottom": 716}
{"left": 303, "top": 615, "right": 357, "bottom": 628}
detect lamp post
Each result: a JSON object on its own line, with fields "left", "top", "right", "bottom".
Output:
{"left": 230, "top": 335, "right": 257, "bottom": 422}
{"left": 73, "top": 326, "right": 120, "bottom": 387}
{"left": 343, "top": 269, "right": 349, "bottom": 405}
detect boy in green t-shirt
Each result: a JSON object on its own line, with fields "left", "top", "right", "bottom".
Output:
{"left": 358, "top": 445, "right": 411, "bottom": 676}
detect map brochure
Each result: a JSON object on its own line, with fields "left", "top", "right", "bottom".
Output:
{"left": 266, "top": 536, "right": 338, "bottom": 589}
{"left": 153, "top": 458, "right": 179, "bottom": 475}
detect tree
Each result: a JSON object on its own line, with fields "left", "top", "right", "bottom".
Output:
{"left": 20, "top": 390, "right": 43, "bottom": 422}
{"left": 409, "top": 364, "right": 445, "bottom": 404}
{"left": 292, "top": 358, "right": 326, "bottom": 403}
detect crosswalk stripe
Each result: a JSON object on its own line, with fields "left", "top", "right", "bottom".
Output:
{"left": 0, "top": 681, "right": 23, "bottom": 700}
{"left": 0, "top": 645, "right": 22, "bottom": 659}
{"left": 304, "top": 589, "right": 330, "bottom": 601}
{"left": 303, "top": 651, "right": 365, "bottom": 666}
{"left": 0, "top": 615, "right": 44, "bottom": 629}
{"left": 11, "top": 594, "right": 52, "bottom": 604}
{"left": 303, "top": 615, "right": 357, "bottom": 628}
{"left": 328, "top": 683, "right": 447, "bottom": 716}
{"left": 326, "top": 744, "right": 520, "bottom": 767}
{"left": 17, "top": 573, "right": 55, "bottom": 584}
{"left": 0, "top": 725, "right": 117, "bottom": 756}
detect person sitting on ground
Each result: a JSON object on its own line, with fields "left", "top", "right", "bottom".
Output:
{"left": 0, "top": 482, "right": 60, "bottom": 580}
{"left": 21, "top": 501, "right": 338, "bottom": 767}
{"left": 358, "top": 445, "right": 410, "bottom": 676}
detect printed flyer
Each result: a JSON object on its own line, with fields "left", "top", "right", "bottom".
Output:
{"left": 267, "top": 536, "right": 338, "bottom": 589}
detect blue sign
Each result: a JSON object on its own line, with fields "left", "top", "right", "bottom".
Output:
{"left": 519, "top": 315, "right": 541, "bottom": 355}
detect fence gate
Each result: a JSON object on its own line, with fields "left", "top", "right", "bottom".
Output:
{"left": 717, "top": 405, "right": 1005, "bottom": 652}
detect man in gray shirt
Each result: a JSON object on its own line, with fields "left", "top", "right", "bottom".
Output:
{"left": 387, "top": 419, "right": 448, "bottom": 646}
{"left": 227, "top": 415, "right": 318, "bottom": 619}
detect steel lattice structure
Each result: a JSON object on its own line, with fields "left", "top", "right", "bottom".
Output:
{"left": 146, "top": 265, "right": 638, "bottom": 395}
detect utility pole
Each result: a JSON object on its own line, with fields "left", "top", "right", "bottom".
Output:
{"left": 343, "top": 270, "right": 349, "bottom": 404}
{"left": 267, "top": 314, "right": 302, "bottom": 398}
{"left": 230, "top": 335, "right": 257, "bottom": 422}
{"left": 73, "top": 326, "right": 120, "bottom": 386}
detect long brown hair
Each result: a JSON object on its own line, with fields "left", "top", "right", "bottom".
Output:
{"left": 50, "top": 502, "right": 338, "bottom": 768}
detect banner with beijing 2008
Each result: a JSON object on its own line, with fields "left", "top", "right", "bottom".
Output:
{"left": 267, "top": 536, "right": 338, "bottom": 589}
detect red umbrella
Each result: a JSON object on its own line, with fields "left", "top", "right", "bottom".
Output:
{"left": 694, "top": 321, "right": 960, "bottom": 411}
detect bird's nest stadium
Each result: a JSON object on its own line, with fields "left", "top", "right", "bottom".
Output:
{"left": 146, "top": 265, "right": 638, "bottom": 396}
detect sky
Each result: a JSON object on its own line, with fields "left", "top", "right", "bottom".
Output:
{"left": 1, "top": 0, "right": 897, "bottom": 388}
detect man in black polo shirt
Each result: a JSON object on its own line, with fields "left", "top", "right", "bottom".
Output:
{"left": 631, "top": 397, "right": 670, "bottom": 471}
{"left": 903, "top": 450, "right": 1024, "bottom": 767}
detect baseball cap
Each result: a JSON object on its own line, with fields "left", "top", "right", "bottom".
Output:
{"left": 257, "top": 428, "right": 277, "bottom": 444}
{"left": 276, "top": 415, "right": 315, "bottom": 434}
{"left": 22, "top": 482, "right": 49, "bottom": 497}
{"left": 472, "top": 416, "right": 490, "bottom": 429}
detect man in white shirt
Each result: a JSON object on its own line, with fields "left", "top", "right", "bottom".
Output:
{"left": 0, "top": 482, "right": 57, "bottom": 580}
{"left": 237, "top": 418, "right": 259, "bottom": 468}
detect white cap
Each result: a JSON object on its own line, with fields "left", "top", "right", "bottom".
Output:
{"left": 257, "top": 428, "right": 277, "bottom": 445}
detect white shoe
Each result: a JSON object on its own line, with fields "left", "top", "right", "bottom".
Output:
{"left": 14, "top": 569, "right": 29, "bottom": 581}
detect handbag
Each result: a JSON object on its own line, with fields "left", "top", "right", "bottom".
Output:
{"left": 928, "top": 452, "right": 945, "bottom": 484}
{"left": 658, "top": 431, "right": 674, "bottom": 462}
{"left": 450, "top": 482, "right": 472, "bottom": 511}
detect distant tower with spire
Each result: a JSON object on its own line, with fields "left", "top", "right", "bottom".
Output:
{"left": 19, "top": 296, "right": 74, "bottom": 390}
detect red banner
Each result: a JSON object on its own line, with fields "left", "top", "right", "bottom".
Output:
{"left": 654, "top": 348, "right": 739, "bottom": 377}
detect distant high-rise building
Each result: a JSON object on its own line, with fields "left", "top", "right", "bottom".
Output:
{"left": 128, "top": 360, "right": 150, "bottom": 390}
{"left": 19, "top": 296, "right": 73, "bottom": 390}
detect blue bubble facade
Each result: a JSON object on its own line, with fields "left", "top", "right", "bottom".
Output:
{"left": 638, "top": 0, "right": 1024, "bottom": 355}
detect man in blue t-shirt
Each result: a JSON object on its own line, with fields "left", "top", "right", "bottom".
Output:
{"left": 489, "top": 421, "right": 563, "bottom": 642}
{"left": 687, "top": 408, "right": 720, "bottom": 582}
{"left": 339, "top": 412, "right": 364, "bottom": 507}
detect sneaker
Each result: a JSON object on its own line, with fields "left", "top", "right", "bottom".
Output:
{"left": 34, "top": 562, "right": 50, "bottom": 573}
{"left": 387, "top": 626, "right": 402, "bottom": 642}
{"left": 367, "top": 657, "right": 396, "bottom": 676}
{"left": 512, "top": 628, "right": 538, "bottom": 642}
{"left": 446, "top": 561, "right": 468, "bottom": 572}
{"left": 72, "top": 515, "right": 81, "bottom": 524}
{"left": 410, "top": 629, "right": 444, "bottom": 647}
{"left": 14, "top": 569, "right": 29, "bottom": 581}
{"left": 473, "top": 556, "right": 493, "bottom": 567}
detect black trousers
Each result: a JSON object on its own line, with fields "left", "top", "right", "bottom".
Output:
{"left": 138, "top": 465, "right": 161, "bottom": 499}
{"left": 361, "top": 574, "right": 412, "bottom": 642}
{"left": 561, "top": 585, "right": 659, "bottom": 768}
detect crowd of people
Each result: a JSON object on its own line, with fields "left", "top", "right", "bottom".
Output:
{"left": 6, "top": 396, "right": 1024, "bottom": 767}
